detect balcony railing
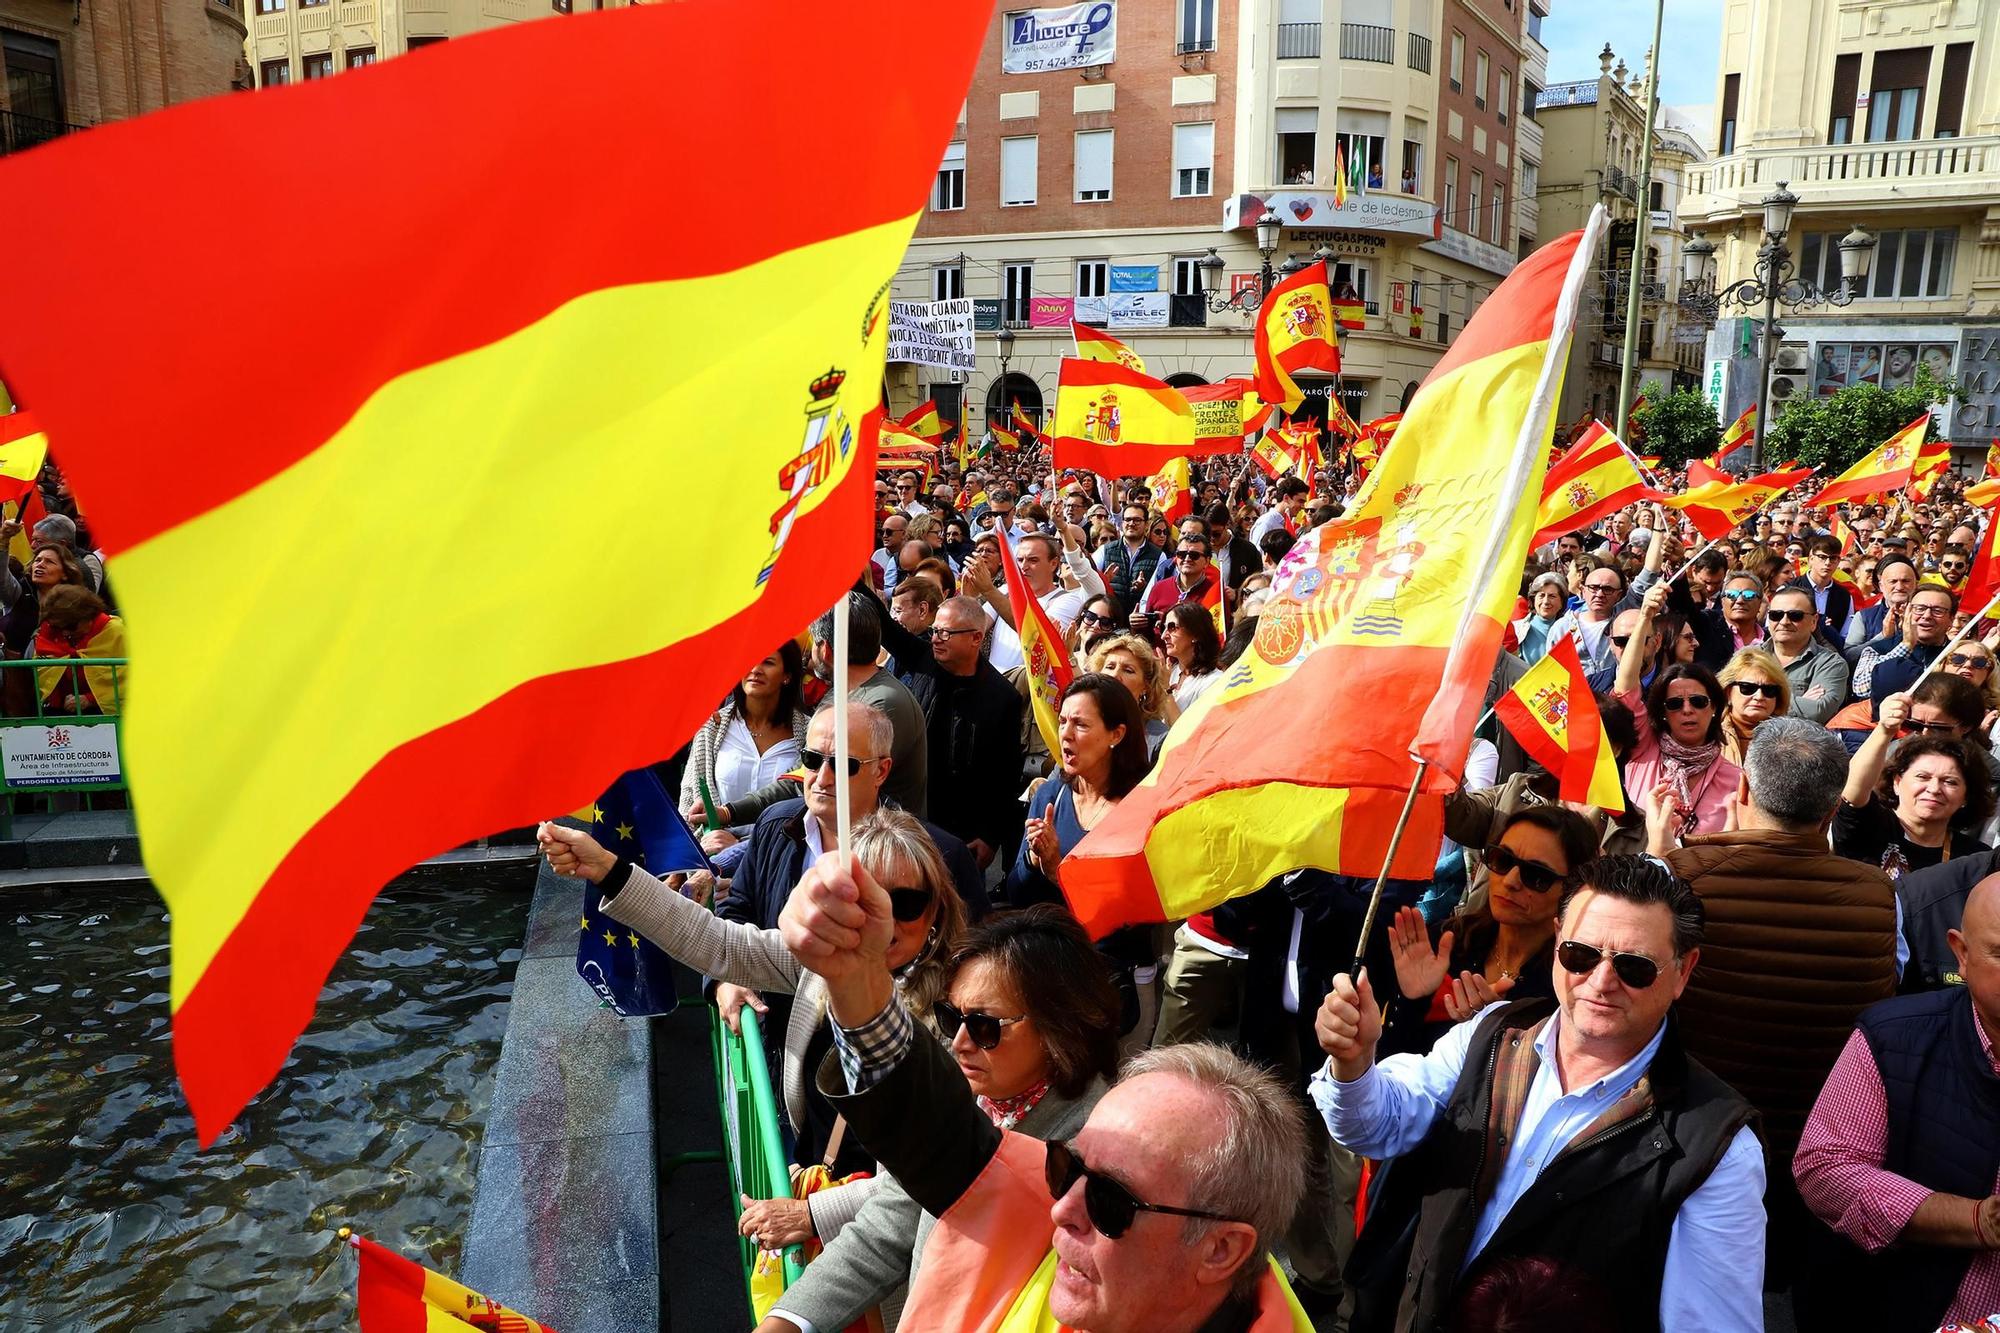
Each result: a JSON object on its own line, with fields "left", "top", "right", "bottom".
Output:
{"left": 1276, "top": 22, "right": 1320, "bottom": 59}
{"left": 1175, "top": 37, "right": 1215, "bottom": 54}
{"left": 0, "top": 110, "right": 87, "bottom": 157}
{"left": 1339, "top": 22, "right": 1394, "bottom": 64}
{"left": 1684, "top": 135, "right": 2000, "bottom": 200}
{"left": 1407, "top": 32, "right": 1431, "bottom": 73}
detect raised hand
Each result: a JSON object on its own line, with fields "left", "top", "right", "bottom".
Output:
{"left": 779, "top": 850, "right": 897, "bottom": 1024}
{"left": 1387, "top": 905, "right": 1453, "bottom": 1002}
{"left": 538, "top": 821, "right": 616, "bottom": 884}
{"left": 1441, "top": 970, "right": 1515, "bottom": 1022}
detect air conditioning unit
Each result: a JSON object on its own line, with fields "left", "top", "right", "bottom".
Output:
{"left": 1773, "top": 345, "right": 1811, "bottom": 373}
{"left": 1769, "top": 374, "right": 1799, "bottom": 401}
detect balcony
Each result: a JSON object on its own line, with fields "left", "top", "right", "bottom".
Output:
{"left": 1407, "top": 32, "right": 1431, "bottom": 73}
{"left": 1682, "top": 136, "right": 2000, "bottom": 220}
{"left": 1339, "top": 23, "right": 1394, "bottom": 64}
{"left": 0, "top": 110, "right": 87, "bottom": 157}
{"left": 1276, "top": 22, "right": 1320, "bottom": 59}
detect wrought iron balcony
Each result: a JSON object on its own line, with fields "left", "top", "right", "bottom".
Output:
{"left": 1, "top": 110, "right": 87, "bottom": 157}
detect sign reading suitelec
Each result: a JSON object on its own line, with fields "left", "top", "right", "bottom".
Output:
{"left": 1001, "top": 2, "right": 1116, "bottom": 73}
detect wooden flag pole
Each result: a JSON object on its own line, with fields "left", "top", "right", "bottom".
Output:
{"left": 1349, "top": 759, "right": 1431, "bottom": 980}
{"left": 832, "top": 592, "right": 853, "bottom": 856}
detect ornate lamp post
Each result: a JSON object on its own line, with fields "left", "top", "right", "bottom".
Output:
{"left": 1198, "top": 210, "right": 1286, "bottom": 313}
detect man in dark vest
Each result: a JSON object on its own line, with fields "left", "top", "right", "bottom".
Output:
{"left": 1794, "top": 874, "right": 2000, "bottom": 1330}
{"left": 1312, "top": 855, "right": 1764, "bottom": 1332}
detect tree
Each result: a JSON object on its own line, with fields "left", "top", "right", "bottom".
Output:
{"left": 1760, "top": 365, "right": 1958, "bottom": 474}
{"left": 1628, "top": 379, "right": 1721, "bottom": 468}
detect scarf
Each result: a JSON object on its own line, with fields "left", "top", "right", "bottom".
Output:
{"left": 1656, "top": 730, "right": 1722, "bottom": 835}
{"left": 35, "top": 611, "right": 109, "bottom": 661}
{"left": 978, "top": 1078, "right": 1050, "bottom": 1131}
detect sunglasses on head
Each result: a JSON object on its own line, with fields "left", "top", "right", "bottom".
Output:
{"left": 800, "top": 748, "right": 880, "bottom": 777}
{"left": 1044, "top": 1139, "right": 1237, "bottom": 1241}
{"left": 1483, "top": 844, "right": 1564, "bottom": 893}
{"left": 1662, "top": 693, "right": 1713, "bottom": 713}
{"left": 886, "top": 884, "right": 935, "bottom": 922}
{"left": 1730, "top": 679, "right": 1783, "bottom": 700}
{"left": 932, "top": 999, "right": 1026, "bottom": 1049}
{"left": 1766, "top": 608, "right": 1811, "bottom": 624}
{"left": 1557, "top": 939, "right": 1663, "bottom": 989}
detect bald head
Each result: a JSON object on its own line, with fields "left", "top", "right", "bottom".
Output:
{"left": 1963, "top": 872, "right": 2000, "bottom": 941}
{"left": 1951, "top": 872, "right": 2000, "bottom": 1037}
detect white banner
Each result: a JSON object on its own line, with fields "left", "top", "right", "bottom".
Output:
{"left": 3, "top": 722, "right": 121, "bottom": 788}
{"left": 1106, "top": 292, "right": 1170, "bottom": 329}
{"left": 887, "top": 298, "right": 977, "bottom": 371}
{"left": 1002, "top": 2, "right": 1116, "bottom": 74}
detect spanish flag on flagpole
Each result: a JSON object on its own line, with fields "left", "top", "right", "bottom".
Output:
{"left": 1252, "top": 261, "right": 1344, "bottom": 415}
{"left": 1908, "top": 439, "right": 1952, "bottom": 502}
{"left": 997, "top": 533, "right": 1075, "bottom": 759}
{"left": 347, "top": 1229, "right": 559, "bottom": 1333}
{"left": 1058, "top": 210, "right": 1609, "bottom": 935}
{"left": 1010, "top": 400, "right": 1044, "bottom": 449}
{"left": 1808, "top": 414, "right": 1931, "bottom": 507}
{"left": 1072, "top": 320, "right": 1148, "bottom": 374}
{"left": 1332, "top": 139, "right": 1349, "bottom": 210}
{"left": 1664, "top": 466, "right": 1813, "bottom": 540}
{"left": 1530, "top": 419, "right": 1652, "bottom": 547}
{"left": 1985, "top": 439, "right": 2000, "bottom": 480}
{"left": 1493, "top": 635, "right": 1624, "bottom": 813}
{"left": 0, "top": 0, "right": 989, "bottom": 1144}
{"left": 1713, "top": 404, "right": 1756, "bottom": 462}
{"left": 1052, "top": 358, "right": 1204, "bottom": 475}
{"left": 899, "top": 399, "right": 947, "bottom": 443}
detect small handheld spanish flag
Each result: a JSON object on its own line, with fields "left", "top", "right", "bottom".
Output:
{"left": 1713, "top": 404, "right": 1756, "bottom": 462}
{"left": 1493, "top": 635, "right": 1624, "bottom": 814}
{"left": 347, "top": 1228, "right": 560, "bottom": 1333}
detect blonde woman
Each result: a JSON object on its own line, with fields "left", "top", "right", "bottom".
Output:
{"left": 1088, "top": 632, "right": 1177, "bottom": 751}
{"left": 1940, "top": 639, "right": 2000, "bottom": 729}
{"left": 1716, "top": 647, "right": 1792, "bottom": 765}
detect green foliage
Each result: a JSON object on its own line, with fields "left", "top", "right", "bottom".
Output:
{"left": 1628, "top": 381, "right": 1720, "bottom": 468}
{"left": 1761, "top": 366, "right": 1958, "bottom": 473}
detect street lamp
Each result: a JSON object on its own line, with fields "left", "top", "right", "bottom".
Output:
{"left": 993, "top": 325, "right": 1015, "bottom": 442}
{"left": 1677, "top": 181, "right": 1876, "bottom": 469}
{"left": 1200, "top": 210, "right": 1288, "bottom": 313}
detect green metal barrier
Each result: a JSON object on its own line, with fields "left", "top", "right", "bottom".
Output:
{"left": 0, "top": 656, "right": 130, "bottom": 837}
{"left": 713, "top": 1004, "right": 805, "bottom": 1309}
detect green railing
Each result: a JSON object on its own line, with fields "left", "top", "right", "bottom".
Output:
{"left": 0, "top": 657, "right": 130, "bottom": 837}
{"left": 713, "top": 1005, "right": 805, "bottom": 1308}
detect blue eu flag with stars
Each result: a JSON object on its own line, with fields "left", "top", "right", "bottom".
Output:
{"left": 576, "top": 767, "right": 711, "bottom": 1017}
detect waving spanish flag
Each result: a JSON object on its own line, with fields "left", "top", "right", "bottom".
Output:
{"left": 1984, "top": 440, "right": 2000, "bottom": 480}
{"left": 997, "top": 533, "right": 1076, "bottom": 759}
{"left": 1253, "top": 260, "right": 1344, "bottom": 415}
{"left": 349, "top": 1230, "right": 558, "bottom": 1333}
{"left": 1248, "top": 428, "right": 1300, "bottom": 480}
{"left": 899, "top": 399, "right": 947, "bottom": 443}
{"left": 1149, "top": 456, "right": 1193, "bottom": 527}
{"left": 1808, "top": 415, "right": 1930, "bottom": 507}
{"left": 1958, "top": 493, "right": 2000, "bottom": 613}
{"left": 1530, "top": 419, "right": 1651, "bottom": 547}
{"left": 1494, "top": 634, "right": 1624, "bottom": 813}
{"left": 1713, "top": 404, "right": 1756, "bottom": 462}
{"left": 0, "top": 0, "right": 987, "bottom": 1143}
{"left": 1009, "top": 400, "right": 1044, "bottom": 450}
{"left": 1072, "top": 320, "right": 1148, "bottom": 374}
{"left": 1051, "top": 359, "right": 1203, "bottom": 475}
{"left": 1665, "top": 466, "right": 1812, "bottom": 540}
{"left": 1058, "top": 212, "right": 1607, "bottom": 935}
{"left": 1908, "top": 440, "right": 1952, "bottom": 502}
{"left": 1966, "top": 477, "right": 2000, "bottom": 508}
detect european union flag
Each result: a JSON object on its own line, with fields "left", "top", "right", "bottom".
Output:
{"left": 576, "top": 767, "right": 711, "bottom": 1017}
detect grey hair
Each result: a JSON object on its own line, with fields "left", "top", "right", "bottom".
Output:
{"left": 32, "top": 513, "right": 75, "bottom": 544}
{"left": 1120, "top": 1042, "right": 1308, "bottom": 1298}
{"left": 809, "top": 695, "right": 894, "bottom": 760}
{"left": 1743, "top": 716, "right": 1850, "bottom": 829}
{"left": 1528, "top": 571, "right": 1567, "bottom": 599}
{"left": 1724, "top": 571, "right": 1764, "bottom": 595}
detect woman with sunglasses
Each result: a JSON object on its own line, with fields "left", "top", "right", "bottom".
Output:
{"left": 1160, "top": 600, "right": 1223, "bottom": 712}
{"left": 765, "top": 906, "right": 1120, "bottom": 1333}
{"left": 1940, "top": 639, "right": 2000, "bottom": 728}
{"left": 1086, "top": 634, "right": 1177, "bottom": 752}
{"left": 537, "top": 809, "right": 966, "bottom": 1250}
{"left": 1715, "top": 648, "right": 1791, "bottom": 766}
{"left": 1835, "top": 692, "right": 1993, "bottom": 878}
{"left": 1065, "top": 592, "right": 1125, "bottom": 662}
{"left": 1615, "top": 598, "right": 1740, "bottom": 837}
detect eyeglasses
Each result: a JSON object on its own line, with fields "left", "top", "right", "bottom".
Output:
{"left": 1766, "top": 608, "right": 1812, "bottom": 624}
{"left": 931, "top": 626, "right": 981, "bottom": 641}
{"left": 800, "top": 748, "right": 884, "bottom": 777}
{"left": 1122, "top": 514, "right": 1149, "bottom": 525}
{"left": 1947, "top": 653, "right": 1992, "bottom": 672}
{"left": 1044, "top": 1139, "right": 1238, "bottom": 1240}
{"left": 1557, "top": 939, "right": 1663, "bottom": 989}
{"left": 1720, "top": 589, "right": 1761, "bottom": 603}
{"left": 1482, "top": 844, "right": 1564, "bottom": 893}
{"left": 886, "top": 885, "right": 935, "bottom": 922}
{"left": 932, "top": 999, "right": 1027, "bottom": 1049}
{"left": 1910, "top": 603, "right": 1952, "bottom": 618}
{"left": 1584, "top": 581, "right": 1621, "bottom": 593}
{"left": 1662, "top": 694, "right": 1713, "bottom": 713}
{"left": 1730, "top": 680, "right": 1783, "bottom": 701}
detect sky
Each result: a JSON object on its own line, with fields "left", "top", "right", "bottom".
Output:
{"left": 1540, "top": 0, "right": 1726, "bottom": 122}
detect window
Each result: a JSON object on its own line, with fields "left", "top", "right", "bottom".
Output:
{"left": 1718, "top": 73, "right": 1739, "bottom": 154}
{"left": 1468, "top": 170, "right": 1482, "bottom": 237}
{"left": 1866, "top": 47, "right": 1930, "bottom": 144}
{"left": 1520, "top": 157, "right": 1539, "bottom": 197}
{"left": 1498, "top": 70, "right": 1511, "bottom": 125}
{"left": 1277, "top": 106, "right": 1317, "bottom": 184}
{"left": 934, "top": 142, "right": 965, "bottom": 211}
{"left": 1331, "top": 260, "right": 1371, "bottom": 305}
{"left": 301, "top": 52, "right": 332, "bottom": 78}
{"left": 1077, "top": 261, "right": 1110, "bottom": 298}
{"left": 933, "top": 263, "right": 964, "bottom": 301}
{"left": 1828, "top": 52, "right": 1860, "bottom": 145}
{"left": 1492, "top": 183, "right": 1505, "bottom": 242}
{"left": 1002, "top": 263, "right": 1034, "bottom": 325}
{"left": 259, "top": 58, "right": 290, "bottom": 86}
{"left": 1449, "top": 31, "right": 1464, "bottom": 93}
{"left": 1649, "top": 180, "right": 1664, "bottom": 212}
{"left": 1400, "top": 123, "right": 1425, "bottom": 193}
{"left": 1000, "top": 135, "right": 1038, "bottom": 206}
{"left": 1177, "top": 0, "right": 1216, "bottom": 53}
{"left": 346, "top": 47, "right": 376, "bottom": 68}
{"left": 1173, "top": 257, "right": 1206, "bottom": 295}
{"left": 255, "top": 0, "right": 282, "bottom": 11}
{"left": 405, "top": 35, "right": 445, "bottom": 49}
{"left": 1526, "top": 4, "right": 1543, "bottom": 43}
{"left": 1172, "top": 122, "right": 1214, "bottom": 197}
{"left": 1523, "top": 79, "right": 1541, "bottom": 122}
{"left": 1443, "top": 155, "right": 1459, "bottom": 221}
{"left": 1074, "top": 129, "right": 1114, "bottom": 202}
{"left": 1475, "top": 52, "right": 1489, "bottom": 110}
{"left": 1336, "top": 111, "right": 1387, "bottom": 192}
{"left": 1937, "top": 43, "right": 1973, "bottom": 138}
{"left": 1799, "top": 227, "right": 1956, "bottom": 299}
{"left": 2, "top": 30, "right": 64, "bottom": 124}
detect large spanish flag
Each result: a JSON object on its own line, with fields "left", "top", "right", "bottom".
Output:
{"left": 997, "top": 534, "right": 1075, "bottom": 758}
{"left": 1058, "top": 212, "right": 1607, "bottom": 936}
{"left": 350, "top": 1230, "right": 558, "bottom": 1333}
{"left": 1051, "top": 359, "right": 1206, "bottom": 475}
{"left": 1713, "top": 404, "right": 1756, "bottom": 462}
{"left": 1809, "top": 415, "right": 1930, "bottom": 507}
{"left": 1493, "top": 634, "right": 1623, "bottom": 813}
{"left": 1073, "top": 321, "right": 1148, "bottom": 374}
{"left": 0, "top": 0, "right": 989, "bottom": 1143}
{"left": 1253, "top": 261, "right": 1344, "bottom": 414}
{"left": 1530, "top": 419, "right": 1651, "bottom": 547}
{"left": 1665, "top": 466, "right": 1812, "bottom": 540}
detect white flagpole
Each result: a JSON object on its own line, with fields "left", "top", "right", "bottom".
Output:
{"left": 832, "top": 592, "right": 853, "bottom": 856}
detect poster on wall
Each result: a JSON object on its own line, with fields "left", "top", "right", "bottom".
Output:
{"left": 1814, "top": 343, "right": 1852, "bottom": 397}
{"left": 1001, "top": 2, "right": 1116, "bottom": 74}
{"left": 1029, "top": 296, "right": 1075, "bottom": 327}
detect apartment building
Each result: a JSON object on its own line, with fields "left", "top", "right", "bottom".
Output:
{"left": 1676, "top": 0, "right": 2000, "bottom": 446}
{"left": 246, "top": 0, "right": 545, "bottom": 88}
{"left": 893, "top": 0, "right": 1531, "bottom": 439}
{"left": 1, "top": 0, "right": 248, "bottom": 154}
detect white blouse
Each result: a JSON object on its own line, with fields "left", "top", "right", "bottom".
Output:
{"left": 713, "top": 714, "right": 803, "bottom": 806}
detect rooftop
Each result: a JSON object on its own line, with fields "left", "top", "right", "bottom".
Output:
{"left": 1537, "top": 79, "right": 1600, "bottom": 109}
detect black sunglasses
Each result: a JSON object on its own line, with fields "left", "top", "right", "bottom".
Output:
{"left": 1898, "top": 718, "right": 1959, "bottom": 736}
{"left": 1176, "top": 548, "right": 1207, "bottom": 559}
{"left": 1044, "top": 1139, "right": 1237, "bottom": 1240}
{"left": 1079, "top": 610, "right": 1117, "bottom": 628}
{"left": 932, "top": 999, "right": 1026, "bottom": 1049}
{"left": 1662, "top": 694, "right": 1712, "bottom": 713}
{"left": 887, "top": 884, "right": 934, "bottom": 922}
{"left": 1483, "top": 844, "right": 1564, "bottom": 893}
{"left": 800, "top": 748, "right": 881, "bottom": 777}
{"left": 1766, "top": 608, "right": 1811, "bottom": 624}
{"left": 1730, "top": 680, "right": 1783, "bottom": 700}
{"left": 1557, "top": 939, "right": 1663, "bottom": 989}
{"left": 1609, "top": 633, "right": 1631, "bottom": 649}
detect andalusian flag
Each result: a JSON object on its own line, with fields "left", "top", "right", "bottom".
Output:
{"left": 1059, "top": 213, "right": 1608, "bottom": 934}
{"left": 349, "top": 1230, "right": 558, "bottom": 1333}
{"left": 1714, "top": 404, "right": 1756, "bottom": 462}
{"left": 1530, "top": 419, "right": 1651, "bottom": 547}
{"left": 900, "top": 399, "right": 947, "bottom": 443}
{"left": 997, "top": 533, "right": 1075, "bottom": 758}
{"left": 1182, "top": 380, "right": 1267, "bottom": 454}
{"left": 1051, "top": 359, "right": 1204, "bottom": 475}
{"left": 1665, "top": 467, "right": 1812, "bottom": 540}
{"left": 1493, "top": 635, "right": 1624, "bottom": 813}
{"left": 1253, "top": 261, "right": 1344, "bottom": 415}
{"left": 1809, "top": 415, "right": 1930, "bottom": 507}
{"left": 0, "top": 0, "right": 987, "bottom": 1143}
{"left": 1072, "top": 321, "right": 1147, "bottom": 374}
{"left": 1150, "top": 456, "right": 1193, "bottom": 527}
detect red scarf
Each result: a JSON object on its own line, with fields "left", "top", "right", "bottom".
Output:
{"left": 35, "top": 611, "right": 108, "bottom": 661}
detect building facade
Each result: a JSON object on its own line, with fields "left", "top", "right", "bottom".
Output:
{"left": 246, "top": 0, "right": 547, "bottom": 88}
{"left": 1676, "top": 0, "right": 2000, "bottom": 452}
{"left": 1, "top": 0, "right": 249, "bottom": 154}
{"left": 891, "top": 0, "right": 1538, "bottom": 441}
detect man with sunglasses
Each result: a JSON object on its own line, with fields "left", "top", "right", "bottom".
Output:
{"left": 872, "top": 512, "right": 909, "bottom": 592}
{"left": 1312, "top": 856, "right": 1764, "bottom": 1331}
{"left": 780, "top": 854, "right": 1316, "bottom": 1332}
{"left": 1758, "top": 586, "right": 1850, "bottom": 725}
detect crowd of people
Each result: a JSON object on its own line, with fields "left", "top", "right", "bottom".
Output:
{"left": 0, "top": 461, "right": 125, "bottom": 719}
{"left": 534, "top": 436, "right": 2000, "bottom": 1333}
